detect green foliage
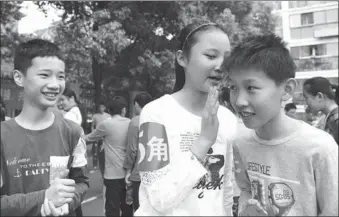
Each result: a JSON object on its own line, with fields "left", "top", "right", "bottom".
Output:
{"left": 1, "top": 1, "right": 24, "bottom": 67}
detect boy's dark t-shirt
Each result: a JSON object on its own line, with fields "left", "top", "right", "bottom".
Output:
{"left": 0, "top": 115, "right": 89, "bottom": 216}
{"left": 325, "top": 107, "right": 339, "bottom": 145}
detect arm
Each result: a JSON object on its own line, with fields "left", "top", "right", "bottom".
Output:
{"left": 91, "top": 115, "right": 96, "bottom": 132}
{"left": 123, "top": 119, "right": 139, "bottom": 172}
{"left": 233, "top": 144, "right": 252, "bottom": 215}
{"left": 67, "top": 132, "right": 89, "bottom": 213}
{"left": 137, "top": 107, "right": 207, "bottom": 213}
{"left": 85, "top": 121, "right": 107, "bottom": 143}
{"left": 315, "top": 138, "right": 338, "bottom": 216}
{"left": 1, "top": 190, "right": 46, "bottom": 216}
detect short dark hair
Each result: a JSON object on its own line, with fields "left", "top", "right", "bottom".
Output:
{"left": 134, "top": 92, "right": 152, "bottom": 108}
{"left": 107, "top": 97, "right": 128, "bottom": 116}
{"left": 224, "top": 34, "right": 296, "bottom": 84}
{"left": 284, "top": 103, "right": 297, "bottom": 112}
{"left": 303, "top": 77, "right": 335, "bottom": 100}
{"left": 14, "top": 39, "right": 64, "bottom": 75}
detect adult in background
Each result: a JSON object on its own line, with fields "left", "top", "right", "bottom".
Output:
{"left": 124, "top": 92, "right": 152, "bottom": 212}
{"left": 85, "top": 97, "right": 133, "bottom": 217}
{"left": 91, "top": 101, "right": 111, "bottom": 172}
{"left": 303, "top": 77, "right": 338, "bottom": 144}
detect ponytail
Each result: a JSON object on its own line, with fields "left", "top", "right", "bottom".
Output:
{"left": 172, "top": 60, "right": 186, "bottom": 93}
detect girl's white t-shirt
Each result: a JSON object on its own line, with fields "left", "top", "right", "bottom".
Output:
{"left": 64, "top": 106, "right": 82, "bottom": 126}
{"left": 135, "top": 94, "right": 237, "bottom": 216}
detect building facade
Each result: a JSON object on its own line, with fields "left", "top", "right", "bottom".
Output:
{"left": 273, "top": 1, "right": 338, "bottom": 111}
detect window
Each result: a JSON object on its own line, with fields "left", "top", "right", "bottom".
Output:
{"left": 297, "top": 1, "right": 308, "bottom": 7}
{"left": 289, "top": 1, "right": 297, "bottom": 8}
{"left": 301, "top": 12, "right": 314, "bottom": 25}
{"left": 290, "top": 44, "right": 329, "bottom": 59}
{"left": 314, "top": 44, "right": 326, "bottom": 56}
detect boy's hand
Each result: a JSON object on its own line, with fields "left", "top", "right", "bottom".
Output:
{"left": 239, "top": 199, "right": 268, "bottom": 216}
{"left": 125, "top": 172, "right": 131, "bottom": 185}
{"left": 45, "top": 170, "right": 76, "bottom": 207}
{"left": 41, "top": 198, "right": 69, "bottom": 216}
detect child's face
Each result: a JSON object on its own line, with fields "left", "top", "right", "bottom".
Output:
{"left": 59, "top": 95, "right": 73, "bottom": 111}
{"left": 228, "top": 69, "right": 286, "bottom": 129}
{"left": 183, "top": 29, "right": 230, "bottom": 92}
{"left": 18, "top": 56, "right": 65, "bottom": 109}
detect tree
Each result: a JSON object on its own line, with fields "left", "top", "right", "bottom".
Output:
{"left": 36, "top": 1, "right": 277, "bottom": 107}
{"left": 1, "top": 1, "right": 24, "bottom": 77}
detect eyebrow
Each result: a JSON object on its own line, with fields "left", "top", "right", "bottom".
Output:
{"left": 39, "top": 69, "right": 65, "bottom": 74}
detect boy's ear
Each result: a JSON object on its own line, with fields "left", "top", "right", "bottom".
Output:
{"left": 282, "top": 78, "right": 297, "bottom": 101}
{"left": 176, "top": 50, "right": 187, "bottom": 68}
{"left": 13, "top": 70, "right": 24, "bottom": 87}
{"left": 316, "top": 92, "right": 325, "bottom": 100}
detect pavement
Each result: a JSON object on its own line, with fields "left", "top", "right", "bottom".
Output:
{"left": 81, "top": 156, "right": 105, "bottom": 216}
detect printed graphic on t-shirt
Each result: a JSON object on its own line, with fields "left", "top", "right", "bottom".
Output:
{"left": 6, "top": 157, "right": 50, "bottom": 179}
{"left": 179, "top": 132, "right": 199, "bottom": 152}
{"left": 236, "top": 161, "right": 299, "bottom": 216}
{"left": 138, "top": 122, "right": 170, "bottom": 171}
{"left": 193, "top": 148, "right": 225, "bottom": 199}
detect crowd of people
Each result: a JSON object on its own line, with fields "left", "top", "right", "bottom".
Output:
{"left": 0, "top": 19, "right": 338, "bottom": 217}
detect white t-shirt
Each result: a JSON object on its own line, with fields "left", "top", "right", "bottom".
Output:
{"left": 135, "top": 94, "right": 237, "bottom": 216}
{"left": 64, "top": 106, "right": 82, "bottom": 126}
{"left": 234, "top": 121, "right": 338, "bottom": 216}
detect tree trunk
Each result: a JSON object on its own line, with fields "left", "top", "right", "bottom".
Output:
{"left": 92, "top": 21, "right": 101, "bottom": 110}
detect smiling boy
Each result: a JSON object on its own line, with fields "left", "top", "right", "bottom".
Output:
{"left": 1, "top": 39, "right": 88, "bottom": 216}
{"left": 225, "top": 34, "right": 338, "bottom": 216}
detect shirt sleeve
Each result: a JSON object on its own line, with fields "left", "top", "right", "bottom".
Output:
{"left": 137, "top": 105, "right": 207, "bottom": 213}
{"left": 315, "top": 136, "right": 338, "bottom": 216}
{"left": 68, "top": 131, "right": 89, "bottom": 213}
{"left": 124, "top": 119, "right": 139, "bottom": 170}
{"left": 85, "top": 121, "right": 107, "bottom": 142}
{"left": 233, "top": 143, "right": 252, "bottom": 215}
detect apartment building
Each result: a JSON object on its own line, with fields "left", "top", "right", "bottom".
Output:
{"left": 272, "top": 1, "right": 338, "bottom": 109}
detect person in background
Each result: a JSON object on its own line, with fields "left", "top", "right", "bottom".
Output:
{"left": 303, "top": 77, "right": 338, "bottom": 144}
{"left": 59, "top": 87, "right": 83, "bottom": 126}
{"left": 284, "top": 102, "right": 297, "bottom": 119}
{"left": 91, "top": 101, "right": 111, "bottom": 172}
{"left": 85, "top": 97, "right": 133, "bottom": 217}
{"left": 124, "top": 92, "right": 152, "bottom": 212}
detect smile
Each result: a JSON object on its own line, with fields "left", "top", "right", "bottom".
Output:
{"left": 239, "top": 111, "right": 255, "bottom": 118}
{"left": 208, "top": 76, "right": 222, "bottom": 81}
{"left": 43, "top": 92, "right": 58, "bottom": 97}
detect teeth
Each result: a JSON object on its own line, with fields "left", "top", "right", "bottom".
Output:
{"left": 240, "top": 112, "right": 253, "bottom": 117}
{"left": 45, "top": 93, "right": 57, "bottom": 97}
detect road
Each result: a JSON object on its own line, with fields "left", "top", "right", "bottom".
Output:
{"left": 81, "top": 157, "right": 105, "bottom": 216}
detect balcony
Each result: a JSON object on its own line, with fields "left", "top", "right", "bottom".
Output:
{"left": 294, "top": 56, "right": 338, "bottom": 71}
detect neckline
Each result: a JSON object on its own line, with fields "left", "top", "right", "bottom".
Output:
{"left": 165, "top": 94, "right": 202, "bottom": 119}
{"left": 251, "top": 120, "right": 303, "bottom": 146}
{"left": 13, "top": 113, "right": 57, "bottom": 133}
